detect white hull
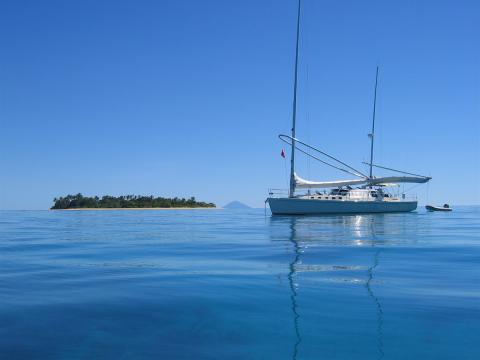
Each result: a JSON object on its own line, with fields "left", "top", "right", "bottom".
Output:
{"left": 268, "top": 197, "right": 417, "bottom": 215}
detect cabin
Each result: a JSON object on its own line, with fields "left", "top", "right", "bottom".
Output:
{"left": 297, "top": 187, "right": 400, "bottom": 202}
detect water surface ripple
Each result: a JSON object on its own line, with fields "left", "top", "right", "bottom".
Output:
{"left": 1, "top": 208, "right": 479, "bottom": 359}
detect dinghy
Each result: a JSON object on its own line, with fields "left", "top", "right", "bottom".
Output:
{"left": 426, "top": 204, "right": 452, "bottom": 212}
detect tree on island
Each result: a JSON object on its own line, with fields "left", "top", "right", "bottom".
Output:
{"left": 51, "top": 194, "right": 215, "bottom": 209}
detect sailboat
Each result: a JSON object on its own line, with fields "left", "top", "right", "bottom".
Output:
{"left": 267, "top": 0, "right": 431, "bottom": 215}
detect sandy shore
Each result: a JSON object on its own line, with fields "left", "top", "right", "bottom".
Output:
{"left": 52, "top": 207, "right": 218, "bottom": 211}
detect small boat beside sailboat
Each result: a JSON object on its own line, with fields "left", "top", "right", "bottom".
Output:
{"left": 425, "top": 204, "right": 452, "bottom": 212}
{"left": 267, "top": 0, "right": 431, "bottom": 215}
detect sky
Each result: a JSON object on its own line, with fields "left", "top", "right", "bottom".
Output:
{"left": 0, "top": 0, "right": 478, "bottom": 209}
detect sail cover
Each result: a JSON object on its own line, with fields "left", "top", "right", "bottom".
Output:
{"left": 294, "top": 173, "right": 431, "bottom": 189}
{"left": 369, "top": 176, "right": 431, "bottom": 185}
{"left": 294, "top": 174, "right": 368, "bottom": 189}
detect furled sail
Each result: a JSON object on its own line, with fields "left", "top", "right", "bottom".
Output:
{"left": 369, "top": 176, "right": 431, "bottom": 185}
{"left": 294, "top": 173, "right": 431, "bottom": 189}
{"left": 294, "top": 174, "right": 368, "bottom": 189}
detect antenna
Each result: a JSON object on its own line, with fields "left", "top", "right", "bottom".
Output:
{"left": 289, "top": 0, "right": 302, "bottom": 198}
{"left": 369, "top": 66, "right": 379, "bottom": 179}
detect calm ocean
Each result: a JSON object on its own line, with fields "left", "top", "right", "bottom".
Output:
{"left": 1, "top": 207, "right": 479, "bottom": 359}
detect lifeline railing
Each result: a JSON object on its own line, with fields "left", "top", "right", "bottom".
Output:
{"left": 267, "top": 188, "right": 417, "bottom": 201}
{"left": 267, "top": 189, "right": 289, "bottom": 198}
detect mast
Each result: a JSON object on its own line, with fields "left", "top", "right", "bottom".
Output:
{"left": 369, "top": 66, "right": 379, "bottom": 179}
{"left": 289, "top": 0, "right": 302, "bottom": 198}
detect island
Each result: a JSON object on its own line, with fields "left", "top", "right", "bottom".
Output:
{"left": 51, "top": 194, "right": 215, "bottom": 210}
{"left": 223, "top": 201, "right": 251, "bottom": 209}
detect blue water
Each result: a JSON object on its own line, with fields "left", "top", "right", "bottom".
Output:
{"left": 1, "top": 208, "right": 479, "bottom": 359}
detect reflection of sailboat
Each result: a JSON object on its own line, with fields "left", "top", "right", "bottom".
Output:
{"left": 267, "top": 0, "right": 431, "bottom": 215}
{"left": 287, "top": 218, "right": 301, "bottom": 360}
{"left": 366, "top": 218, "right": 385, "bottom": 360}
{"left": 271, "top": 214, "right": 389, "bottom": 359}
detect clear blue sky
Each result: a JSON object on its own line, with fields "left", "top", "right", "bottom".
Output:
{"left": 0, "top": 0, "right": 478, "bottom": 209}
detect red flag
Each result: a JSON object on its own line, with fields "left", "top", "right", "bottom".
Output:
{"left": 281, "top": 149, "right": 286, "bottom": 158}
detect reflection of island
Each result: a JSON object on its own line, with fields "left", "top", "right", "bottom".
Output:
{"left": 51, "top": 193, "right": 215, "bottom": 209}
{"left": 271, "top": 214, "right": 389, "bottom": 360}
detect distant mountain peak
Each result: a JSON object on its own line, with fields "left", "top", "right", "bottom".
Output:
{"left": 223, "top": 201, "right": 251, "bottom": 209}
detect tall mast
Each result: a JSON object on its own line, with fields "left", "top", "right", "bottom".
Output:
{"left": 289, "top": 0, "right": 302, "bottom": 198}
{"left": 369, "top": 66, "right": 379, "bottom": 179}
